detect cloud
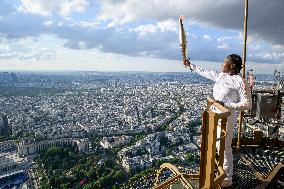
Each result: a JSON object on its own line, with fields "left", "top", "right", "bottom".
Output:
{"left": 0, "top": 12, "right": 46, "bottom": 38}
{"left": 44, "top": 20, "right": 53, "bottom": 27}
{"left": 0, "top": 36, "right": 56, "bottom": 60}
{"left": 157, "top": 19, "right": 177, "bottom": 32}
{"left": 97, "top": 0, "right": 284, "bottom": 48}
{"left": 73, "top": 21, "right": 101, "bottom": 28}
{"left": 130, "top": 19, "right": 177, "bottom": 37}
{"left": 217, "top": 36, "right": 240, "bottom": 43}
{"left": 217, "top": 43, "right": 230, "bottom": 50}
{"left": 60, "top": 0, "right": 89, "bottom": 17}
{"left": 0, "top": 0, "right": 283, "bottom": 66}
{"left": 202, "top": 35, "right": 211, "bottom": 40}
{"left": 132, "top": 24, "right": 157, "bottom": 37}
{"left": 248, "top": 45, "right": 284, "bottom": 64}
{"left": 18, "top": 0, "right": 89, "bottom": 17}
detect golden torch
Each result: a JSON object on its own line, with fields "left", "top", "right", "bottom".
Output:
{"left": 179, "top": 15, "right": 192, "bottom": 71}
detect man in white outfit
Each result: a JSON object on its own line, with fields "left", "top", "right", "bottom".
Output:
{"left": 185, "top": 54, "right": 252, "bottom": 187}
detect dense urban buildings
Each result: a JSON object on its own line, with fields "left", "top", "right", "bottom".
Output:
{"left": 0, "top": 71, "right": 282, "bottom": 188}
{"left": 0, "top": 113, "right": 11, "bottom": 137}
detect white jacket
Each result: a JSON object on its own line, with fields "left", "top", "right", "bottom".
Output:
{"left": 190, "top": 64, "right": 252, "bottom": 111}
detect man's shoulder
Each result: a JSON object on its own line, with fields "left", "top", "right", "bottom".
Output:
{"left": 221, "top": 73, "right": 243, "bottom": 87}
{"left": 231, "top": 75, "right": 244, "bottom": 87}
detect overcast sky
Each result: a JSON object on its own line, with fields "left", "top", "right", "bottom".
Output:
{"left": 0, "top": 0, "right": 283, "bottom": 73}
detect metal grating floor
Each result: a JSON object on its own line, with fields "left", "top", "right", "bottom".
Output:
{"left": 127, "top": 146, "right": 284, "bottom": 189}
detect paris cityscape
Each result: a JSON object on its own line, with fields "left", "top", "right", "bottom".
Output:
{"left": 0, "top": 0, "right": 283, "bottom": 188}
{"left": 0, "top": 71, "right": 280, "bottom": 189}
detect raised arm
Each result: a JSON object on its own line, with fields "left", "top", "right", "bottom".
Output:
{"left": 224, "top": 79, "right": 252, "bottom": 111}
{"left": 189, "top": 63, "right": 219, "bottom": 81}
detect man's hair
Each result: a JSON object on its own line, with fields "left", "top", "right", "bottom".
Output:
{"left": 226, "top": 54, "right": 242, "bottom": 73}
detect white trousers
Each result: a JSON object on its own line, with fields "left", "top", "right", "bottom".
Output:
{"left": 216, "top": 111, "right": 237, "bottom": 180}
{"left": 210, "top": 106, "right": 237, "bottom": 180}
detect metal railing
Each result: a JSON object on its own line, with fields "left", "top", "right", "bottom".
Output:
{"left": 153, "top": 97, "right": 230, "bottom": 189}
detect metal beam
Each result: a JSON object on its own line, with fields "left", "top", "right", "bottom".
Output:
{"left": 238, "top": 0, "right": 249, "bottom": 151}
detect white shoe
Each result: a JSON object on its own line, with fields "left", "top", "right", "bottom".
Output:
{"left": 221, "top": 178, "right": 232, "bottom": 188}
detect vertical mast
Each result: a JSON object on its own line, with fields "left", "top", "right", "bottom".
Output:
{"left": 237, "top": 0, "right": 249, "bottom": 151}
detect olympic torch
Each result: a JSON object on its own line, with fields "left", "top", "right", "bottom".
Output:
{"left": 179, "top": 15, "right": 192, "bottom": 71}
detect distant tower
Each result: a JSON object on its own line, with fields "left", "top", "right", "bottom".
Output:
{"left": 0, "top": 114, "right": 11, "bottom": 137}
{"left": 135, "top": 105, "right": 140, "bottom": 124}
{"left": 150, "top": 108, "right": 154, "bottom": 118}
{"left": 113, "top": 79, "right": 118, "bottom": 88}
